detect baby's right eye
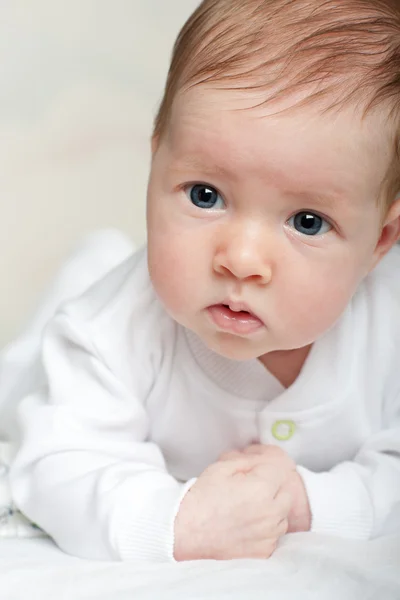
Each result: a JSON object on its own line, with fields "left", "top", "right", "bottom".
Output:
{"left": 185, "top": 184, "right": 225, "bottom": 210}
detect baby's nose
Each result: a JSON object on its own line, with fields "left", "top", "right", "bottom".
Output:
{"left": 213, "top": 224, "right": 273, "bottom": 284}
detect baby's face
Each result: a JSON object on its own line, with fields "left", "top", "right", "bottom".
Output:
{"left": 146, "top": 86, "right": 394, "bottom": 361}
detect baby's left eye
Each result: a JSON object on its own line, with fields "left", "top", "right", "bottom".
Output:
{"left": 287, "top": 211, "right": 332, "bottom": 236}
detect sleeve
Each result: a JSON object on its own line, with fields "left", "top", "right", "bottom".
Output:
{"left": 9, "top": 311, "right": 196, "bottom": 562}
{"left": 297, "top": 399, "right": 400, "bottom": 540}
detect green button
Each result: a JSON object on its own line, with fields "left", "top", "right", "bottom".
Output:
{"left": 272, "top": 420, "right": 296, "bottom": 441}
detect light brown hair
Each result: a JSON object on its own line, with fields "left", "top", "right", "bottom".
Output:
{"left": 153, "top": 0, "right": 400, "bottom": 205}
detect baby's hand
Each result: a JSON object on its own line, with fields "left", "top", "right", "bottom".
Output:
{"left": 174, "top": 453, "right": 291, "bottom": 561}
{"left": 229, "top": 444, "right": 312, "bottom": 534}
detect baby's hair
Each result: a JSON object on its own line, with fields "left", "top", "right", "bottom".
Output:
{"left": 153, "top": 0, "right": 400, "bottom": 207}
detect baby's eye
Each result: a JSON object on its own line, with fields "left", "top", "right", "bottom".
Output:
{"left": 287, "top": 211, "right": 332, "bottom": 236}
{"left": 185, "top": 184, "right": 225, "bottom": 210}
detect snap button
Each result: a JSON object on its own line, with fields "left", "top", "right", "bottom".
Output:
{"left": 272, "top": 420, "right": 296, "bottom": 441}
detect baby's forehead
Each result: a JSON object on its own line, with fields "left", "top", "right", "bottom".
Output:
{"left": 170, "top": 84, "right": 389, "bottom": 146}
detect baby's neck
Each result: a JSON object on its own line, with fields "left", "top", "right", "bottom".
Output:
{"left": 258, "top": 345, "right": 312, "bottom": 389}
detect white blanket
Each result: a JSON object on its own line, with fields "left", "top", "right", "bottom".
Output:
{"left": 1, "top": 534, "right": 399, "bottom": 599}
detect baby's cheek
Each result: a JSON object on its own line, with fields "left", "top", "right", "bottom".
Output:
{"left": 147, "top": 239, "right": 192, "bottom": 317}
{"left": 281, "top": 266, "right": 360, "bottom": 342}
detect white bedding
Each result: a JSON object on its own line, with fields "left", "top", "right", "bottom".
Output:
{"left": 1, "top": 533, "right": 399, "bottom": 599}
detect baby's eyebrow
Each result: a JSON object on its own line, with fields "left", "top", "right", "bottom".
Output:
{"left": 288, "top": 190, "right": 344, "bottom": 209}
{"left": 284, "top": 189, "right": 364, "bottom": 220}
{"left": 168, "top": 157, "right": 231, "bottom": 178}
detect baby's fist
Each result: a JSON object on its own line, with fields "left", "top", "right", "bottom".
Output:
{"left": 221, "top": 444, "right": 311, "bottom": 533}
{"left": 174, "top": 455, "right": 291, "bottom": 561}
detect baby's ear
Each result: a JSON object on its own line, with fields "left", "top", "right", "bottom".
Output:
{"left": 151, "top": 135, "right": 160, "bottom": 155}
{"left": 370, "top": 196, "right": 400, "bottom": 271}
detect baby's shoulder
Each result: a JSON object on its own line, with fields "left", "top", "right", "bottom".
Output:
{"left": 62, "top": 246, "right": 158, "bottom": 318}
{"left": 353, "top": 246, "right": 400, "bottom": 356}
{"left": 361, "top": 246, "right": 400, "bottom": 390}
{"left": 58, "top": 245, "right": 176, "bottom": 358}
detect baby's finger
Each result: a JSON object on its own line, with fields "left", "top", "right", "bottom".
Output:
{"left": 245, "top": 445, "right": 296, "bottom": 470}
{"left": 243, "top": 444, "right": 269, "bottom": 456}
{"left": 274, "top": 489, "right": 292, "bottom": 515}
{"left": 218, "top": 449, "right": 243, "bottom": 462}
{"left": 250, "top": 462, "right": 289, "bottom": 490}
{"left": 275, "top": 517, "right": 289, "bottom": 538}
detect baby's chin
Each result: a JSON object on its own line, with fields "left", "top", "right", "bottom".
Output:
{"left": 195, "top": 326, "right": 318, "bottom": 364}
{"left": 197, "top": 330, "right": 277, "bottom": 362}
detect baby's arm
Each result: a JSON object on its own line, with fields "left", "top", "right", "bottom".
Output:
{"left": 238, "top": 404, "right": 400, "bottom": 541}
{"left": 297, "top": 409, "right": 400, "bottom": 539}
{"left": 9, "top": 309, "right": 293, "bottom": 562}
{"left": 9, "top": 310, "right": 195, "bottom": 562}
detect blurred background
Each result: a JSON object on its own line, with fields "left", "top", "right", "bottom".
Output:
{"left": 0, "top": 0, "right": 200, "bottom": 348}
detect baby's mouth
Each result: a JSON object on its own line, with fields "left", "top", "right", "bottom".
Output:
{"left": 207, "top": 303, "right": 264, "bottom": 335}
{"left": 222, "top": 304, "right": 254, "bottom": 318}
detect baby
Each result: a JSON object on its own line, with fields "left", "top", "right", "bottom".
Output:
{"left": 5, "top": 0, "right": 400, "bottom": 562}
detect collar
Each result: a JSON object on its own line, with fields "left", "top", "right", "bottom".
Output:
{"left": 183, "top": 296, "right": 358, "bottom": 413}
